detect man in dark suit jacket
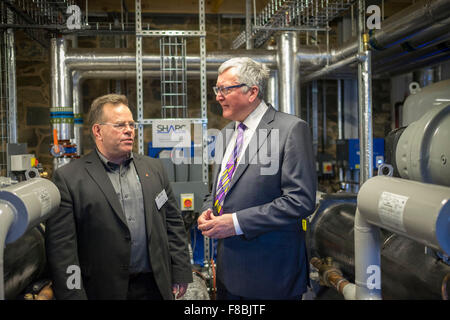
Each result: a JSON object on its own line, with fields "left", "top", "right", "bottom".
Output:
{"left": 198, "top": 57, "right": 317, "bottom": 300}
{"left": 45, "top": 94, "right": 192, "bottom": 300}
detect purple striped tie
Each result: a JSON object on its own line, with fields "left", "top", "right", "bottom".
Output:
{"left": 214, "top": 122, "right": 246, "bottom": 215}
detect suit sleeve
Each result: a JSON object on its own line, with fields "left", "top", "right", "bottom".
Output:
{"left": 45, "top": 169, "right": 88, "bottom": 300}
{"left": 236, "top": 120, "right": 317, "bottom": 240}
{"left": 158, "top": 161, "right": 193, "bottom": 284}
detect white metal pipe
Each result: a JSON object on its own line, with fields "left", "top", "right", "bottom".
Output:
{"left": 354, "top": 208, "right": 382, "bottom": 300}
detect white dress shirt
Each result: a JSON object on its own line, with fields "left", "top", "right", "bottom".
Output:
{"left": 216, "top": 101, "right": 269, "bottom": 235}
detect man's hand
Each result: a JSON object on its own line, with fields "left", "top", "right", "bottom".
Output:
{"left": 198, "top": 210, "right": 236, "bottom": 239}
{"left": 198, "top": 208, "right": 213, "bottom": 226}
{"left": 172, "top": 283, "right": 188, "bottom": 299}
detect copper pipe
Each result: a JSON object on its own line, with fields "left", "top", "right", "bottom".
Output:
{"left": 310, "top": 257, "right": 351, "bottom": 295}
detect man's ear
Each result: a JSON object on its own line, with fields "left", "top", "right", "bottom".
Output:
{"left": 248, "top": 86, "right": 259, "bottom": 103}
{"left": 92, "top": 124, "right": 102, "bottom": 141}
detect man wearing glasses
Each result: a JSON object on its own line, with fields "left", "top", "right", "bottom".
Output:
{"left": 45, "top": 94, "right": 192, "bottom": 300}
{"left": 198, "top": 57, "right": 316, "bottom": 300}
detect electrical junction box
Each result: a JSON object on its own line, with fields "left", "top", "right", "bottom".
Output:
{"left": 10, "top": 154, "right": 34, "bottom": 171}
{"left": 180, "top": 193, "right": 194, "bottom": 211}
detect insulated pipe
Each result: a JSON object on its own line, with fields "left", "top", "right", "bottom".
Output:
{"left": 357, "top": 176, "right": 450, "bottom": 255}
{"left": 367, "top": 0, "right": 450, "bottom": 52}
{"left": 6, "top": 29, "right": 17, "bottom": 144}
{"left": 64, "top": 49, "right": 277, "bottom": 71}
{"left": 302, "top": 54, "right": 363, "bottom": 83}
{"left": 354, "top": 0, "right": 381, "bottom": 301}
{"left": 51, "top": 38, "right": 73, "bottom": 141}
{"left": 354, "top": 208, "right": 381, "bottom": 300}
{"left": 278, "top": 32, "right": 299, "bottom": 116}
{"left": 337, "top": 79, "right": 344, "bottom": 187}
{"left": 0, "top": 178, "right": 61, "bottom": 300}
{"left": 299, "top": 0, "right": 450, "bottom": 78}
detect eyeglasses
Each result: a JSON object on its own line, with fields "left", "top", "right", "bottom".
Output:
{"left": 99, "top": 121, "right": 139, "bottom": 130}
{"left": 213, "top": 83, "right": 248, "bottom": 96}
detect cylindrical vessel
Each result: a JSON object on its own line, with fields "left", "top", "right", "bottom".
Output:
{"left": 307, "top": 195, "right": 450, "bottom": 299}
{"left": 401, "top": 79, "right": 450, "bottom": 126}
{"left": 357, "top": 176, "right": 450, "bottom": 255}
{"left": 4, "top": 227, "right": 46, "bottom": 299}
{"left": 396, "top": 104, "right": 450, "bottom": 187}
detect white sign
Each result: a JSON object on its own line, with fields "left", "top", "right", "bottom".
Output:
{"left": 378, "top": 191, "right": 408, "bottom": 232}
{"left": 152, "top": 120, "right": 191, "bottom": 148}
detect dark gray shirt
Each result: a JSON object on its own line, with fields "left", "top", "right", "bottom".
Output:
{"left": 97, "top": 150, "right": 151, "bottom": 274}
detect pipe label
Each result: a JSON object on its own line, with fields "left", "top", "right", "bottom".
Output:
{"left": 378, "top": 191, "right": 408, "bottom": 232}
{"left": 33, "top": 187, "right": 52, "bottom": 217}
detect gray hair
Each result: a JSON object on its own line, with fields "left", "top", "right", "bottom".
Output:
{"left": 218, "top": 57, "right": 269, "bottom": 100}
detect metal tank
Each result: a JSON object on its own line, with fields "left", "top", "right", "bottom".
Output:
{"left": 306, "top": 194, "right": 450, "bottom": 300}
{"left": 3, "top": 227, "right": 47, "bottom": 300}
{"left": 401, "top": 79, "right": 450, "bottom": 126}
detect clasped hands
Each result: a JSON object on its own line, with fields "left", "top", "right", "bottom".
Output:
{"left": 197, "top": 208, "right": 236, "bottom": 239}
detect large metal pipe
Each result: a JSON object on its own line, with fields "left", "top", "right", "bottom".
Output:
{"left": 65, "top": 48, "right": 277, "bottom": 71}
{"left": 300, "top": 0, "right": 450, "bottom": 79}
{"left": 372, "top": 15, "right": 450, "bottom": 67}
{"left": 6, "top": 29, "right": 17, "bottom": 144}
{"left": 278, "top": 32, "right": 299, "bottom": 115}
{"left": 354, "top": 0, "right": 380, "bottom": 300}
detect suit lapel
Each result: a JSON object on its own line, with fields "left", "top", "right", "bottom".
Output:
{"left": 84, "top": 151, "right": 128, "bottom": 228}
{"left": 227, "top": 106, "right": 276, "bottom": 194}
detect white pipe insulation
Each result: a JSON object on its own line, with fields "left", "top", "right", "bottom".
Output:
{"left": 0, "top": 178, "right": 61, "bottom": 300}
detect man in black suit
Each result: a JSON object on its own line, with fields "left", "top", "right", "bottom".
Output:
{"left": 45, "top": 94, "right": 192, "bottom": 300}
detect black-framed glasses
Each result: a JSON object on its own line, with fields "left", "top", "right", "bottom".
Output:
{"left": 99, "top": 121, "right": 139, "bottom": 131}
{"left": 213, "top": 83, "right": 248, "bottom": 96}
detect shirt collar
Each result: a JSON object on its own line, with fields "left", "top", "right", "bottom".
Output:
{"left": 96, "top": 148, "right": 134, "bottom": 170}
{"left": 236, "top": 100, "right": 268, "bottom": 132}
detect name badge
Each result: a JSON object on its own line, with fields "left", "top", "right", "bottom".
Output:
{"left": 155, "top": 189, "right": 168, "bottom": 210}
